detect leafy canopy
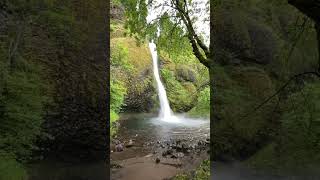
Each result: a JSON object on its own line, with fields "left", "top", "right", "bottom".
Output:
{"left": 120, "top": 0, "right": 210, "bottom": 67}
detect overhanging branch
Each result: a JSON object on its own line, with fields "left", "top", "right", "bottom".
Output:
{"left": 240, "top": 71, "right": 320, "bottom": 120}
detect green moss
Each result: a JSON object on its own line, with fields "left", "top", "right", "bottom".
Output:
{"left": 111, "top": 37, "right": 152, "bottom": 76}
{"left": 173, "top": 160, "right": 210, "bottom": 180}
{"left": 247, "top": 83, "right": 320, "bottom": 173}
{"left": 110, "top": 110, "right": 119, "bottom": 137}
{"left": 160, "top": 68, "right": 197, "bottom": 112}
{"left": 111, "top": 21, "right": 127, "bottom": 38}
{"left": 212, "top": 65, "right": 277, "bottom": 159}
{"left": 188, "top": 87, "right": 210, "bottom": 118}
{"left": 0, "top": 152, "right": 27, "bottom": 180}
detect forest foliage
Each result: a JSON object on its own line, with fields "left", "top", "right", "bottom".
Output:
{"left": 211, "top": 0, "right": 320, "bottom": 173}
{"left": 1, "top": 0, "right": 107, "bottom": 178}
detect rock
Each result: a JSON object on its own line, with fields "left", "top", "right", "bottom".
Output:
{"left": 176, "top": 66, "right": 197, "bottom": 82}
{"left": 171, "top": 154, "right": 178, "bottom": 159}
{"left": 175, "top": 144, "right": 182, "bottom": 151}
{"left": 162, "top": 149, "right": 173, "bottom": 157}
{"left": 155, "top": 157, "right": 160, "bottom": 163}
{"left": 125, "top": 139, "right": 134, "bottom": 148}
{"left": 181, "top": 143, "right": 188, "bottom": 150}
{"left": 111, "top": 163, "right": 123, "bottom": 169}
{"left": 170, "top": 152, "right": 184, "bottom": 159}
{"left": 113, "top": 139, "right": 121, "bottom": 145}
{"left": 177, "top": 152, "right": 184, "bottom": 158}
{"left": 145, "top": 154, "right": 153, "bottom": 158}
{"left": 115, "top": 144, "right": 124, "bottom": 152}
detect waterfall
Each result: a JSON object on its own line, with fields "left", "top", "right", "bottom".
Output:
{"left": 149, "top": 42, "right": 180, "bottom": 123}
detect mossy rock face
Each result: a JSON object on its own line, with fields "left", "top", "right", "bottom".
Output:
{"left": 111, "top": 37, "right": 155, "bottom": 112}
{"left": 231, "top": 66, "right": 275, "bottom": 99}
{"left": 167, "top": 81, "right": 197, "bottom": 112}
{"left": 175, "top": 65, "right": 197, "bottom": 83}
{"left": 110, "top": 2, "right": 124, "bottom": 21}
{"left": 159, "top": 63, "right": 199, "bottom": 112}
{"left": 124, "top": 74, "right": 156, "bottom": 112}
{"left": 212, "top": 66, "right": 277, "bottom": 160}
{"left": 247, "top": 83, "right": 320, "bottom": 172}
{"left": 213, "top": 2, "right": 279, "bottom": 65}
{"left": 111, "top": 37, "right": 152, "bottom": 74}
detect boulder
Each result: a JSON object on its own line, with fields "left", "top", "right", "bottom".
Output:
{"left": 115, "top": 144, "right": 124, "bottom": 152}
{"left": 125, "top": 139, "right": 134, "bottom": 148}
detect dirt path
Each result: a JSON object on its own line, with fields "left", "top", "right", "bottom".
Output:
{"left": 111, "top": 156, "right": 180, "bottom": 180}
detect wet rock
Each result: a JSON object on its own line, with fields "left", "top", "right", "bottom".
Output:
{"left": 182, "top": 143, "right": 188, "bottom": 150}
{"left": 155, "top": 157, "right": 160, "bottom": 163}
{"left": 162, "top": 149, "right": 173, "bottom": 157}
{"left": 145, "top": 154, "right": 153, "bottom": 158}
{"left": 171, "top": 152, "right": 184, "bottom": 159}
{"left": 125, "top": 139, "right": 134, "bottom": 148}
{"left": 177, "top": 145, "right": 182, "bottom": 151}
{"left": 115, "top": 144, "right": 124, "bottom": 152}
{"left": 111, "top": 163, "right": 123, "bottom": 169}
{"left": 177, "top": 152, "right": 184, "bottom": 158}
{"left": 171, "top": 154, "right": 178, "bottom": 159}
{"left": 113, "top": 139, "right": 121, "bottom": 145}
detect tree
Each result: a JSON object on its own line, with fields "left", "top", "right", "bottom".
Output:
{"left": 121, "top": 0, "right": 211, "bottom": 68}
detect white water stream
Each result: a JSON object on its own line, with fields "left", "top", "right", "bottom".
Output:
{"left": 149, "top": 42, "right": 180, "bottom": 123}
{"left": 146, "top": 0, "right": 209, "bottom": 123}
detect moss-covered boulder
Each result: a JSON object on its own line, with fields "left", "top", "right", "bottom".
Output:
{"left": 212, "top": 65, "right": 277, "bottom": 160}
{"left": 175, "top": 65, "right": 197, "bottom": 83}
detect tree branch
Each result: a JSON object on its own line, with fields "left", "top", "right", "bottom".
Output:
{"left": 240, "top": 71, "right": 320, "bottom": 120}
{"left": 171, "top": 0, "right": 210, "bottom": 67}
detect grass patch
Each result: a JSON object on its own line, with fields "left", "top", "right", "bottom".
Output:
{"left": 173, "top": 160, "right": 210, "bottom": 180}
{"left": 0, "top": 152, "right": 27, "bottom": 180}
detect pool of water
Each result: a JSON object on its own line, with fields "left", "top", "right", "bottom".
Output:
{"left": 116, "top": 113, "right": 209, "bottom": 141}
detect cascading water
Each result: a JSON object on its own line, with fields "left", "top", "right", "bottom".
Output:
{"left": 146, "top": 0, "right": 209, "bottom": 123}
{"left": 149, "top": 42, "right": 180, "bottom": 123}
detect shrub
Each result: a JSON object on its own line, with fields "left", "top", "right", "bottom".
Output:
{"left": 188, "top": 87, "right": 210, "bottom": 118}
{"left": 173, "top": 160, "right": 210, "bottom": 180}
{"left": 0, "top": 151, "right": 27, "bottom": 180}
